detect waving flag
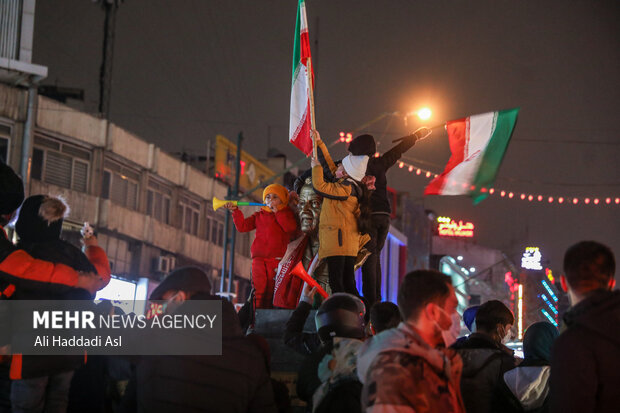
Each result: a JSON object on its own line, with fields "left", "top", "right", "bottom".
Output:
{"left": 425, "top": 108, "right": 519, "bottom": 204}
{"left": 289, "top": 0, "right": 314, "bottom": 155}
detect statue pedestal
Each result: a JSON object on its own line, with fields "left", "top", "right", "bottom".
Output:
{"left": 253, "top": 308, "right": 317, "bottom": 411}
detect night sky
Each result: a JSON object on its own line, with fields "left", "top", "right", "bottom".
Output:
{"left": 32, "top": 0, "right": 619, "bottom": 278}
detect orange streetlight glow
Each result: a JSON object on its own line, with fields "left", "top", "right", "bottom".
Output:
{"left": 417, "top": 107, "right": 432, "bottom": 120}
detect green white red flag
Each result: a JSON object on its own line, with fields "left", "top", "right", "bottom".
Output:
{"left": 424, "top": 108, "right": 519, "bottom": 204}
{"left": 289, "top": 0, "right": 314, "bottom": 155}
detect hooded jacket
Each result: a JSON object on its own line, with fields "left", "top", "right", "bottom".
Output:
{"left": 359, "top": 322, "right": 465, "bottom": 413}
{"left": 497, "top": 321, "right": 558, "bottom": 413}
{"left": 550, "top": 289, "right": 620, "bottom": 413}
{"left": 7, "top": 239, "right": 111, "bottom": 380}
{"left": 312, "top": 140, "right": 369, "bottom": 258}
{"left": 501, "top": 361, "right": 551, "bottom": 412}
{"left": 452, "top": 332, "right": 517, "bottom": 413}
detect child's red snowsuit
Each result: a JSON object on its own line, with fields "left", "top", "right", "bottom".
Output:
{"left": 232, "top": 206, "right": 297, "bottom": 308}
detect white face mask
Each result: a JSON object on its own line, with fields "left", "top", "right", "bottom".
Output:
{"left": 499, "top": 325, "right": 513, "bottom": 345}
{"left": 434, "top": 306, "right": 460, "bottom": 348}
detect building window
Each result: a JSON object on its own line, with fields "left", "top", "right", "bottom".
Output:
{"left": 0, "top": 123, "right": 10, "bottom": 163}
{"left": 209, "top": 214, "right": 224, "bottom": 247}
{"left": 102, "top": 160, "right": 140, "bottom": 211}
{"left": 31, "top": 135, "right": 91, "bottom": 192}
{"left": 179, "top": 196, "right": 201, "bottom": 236}
{"left": 97, "top": 234, "right": 131, "bottom": 276}
{"left": 146, "top": 179, "right": 172, "bottom": 224}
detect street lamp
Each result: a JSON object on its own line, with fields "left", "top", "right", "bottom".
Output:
{"left": 417, "top": 107, "right": 432, "bottom": 120}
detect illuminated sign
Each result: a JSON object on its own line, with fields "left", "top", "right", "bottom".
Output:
{"left": 95, "top": 277, "right": 137, "bottom": 315}
{"left": 545, "top": 268, "right": 554, "bottom": 283}
{"left": 214, "top": 135, "right": 276, "bottom": 200}
{"left": 541, "top": 309, "right": 558, "bottom": 327}
{"left": 521, "top": 247, "right": 543, "bottom": 270}
{"left": 437, "top": 216, "right": 475, "bottom": 237}
{"left": 541, "top": 294, "right": 558, "bottom": 315}
{"left": 517, "top": 284, "right": 523, "bottom": 340}
{"left": 541, "top": 280, "right": 558, "bottom": 302}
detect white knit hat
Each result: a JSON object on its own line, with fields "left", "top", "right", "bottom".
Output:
{"left": 341, "top": 154, "right": 369, "bottom": 181}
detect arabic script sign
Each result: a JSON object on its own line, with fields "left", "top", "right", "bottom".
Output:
{"left": 437, "top": 216, "right": 475, "bottom": 238}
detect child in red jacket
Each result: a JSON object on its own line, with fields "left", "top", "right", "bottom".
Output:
{"left": 225, "top": 184, "right": 298, "bottom": 308}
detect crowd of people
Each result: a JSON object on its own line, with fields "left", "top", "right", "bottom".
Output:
{"left": 1, "top": 124, "right": 618, "bottom": 413}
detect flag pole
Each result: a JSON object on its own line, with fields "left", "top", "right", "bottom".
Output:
{"left": 306, "top": 56, "right": 317, "bottom": 159}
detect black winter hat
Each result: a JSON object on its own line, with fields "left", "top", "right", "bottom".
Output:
{"left": 16, "top": 195, "right": 67, "bottom": 243}
{"left": 150, "top": 266, "right": 212, "bottom": 300}
{"left": 348, "top": 134, "right": 376, "bottom": 157}
{"left": 0, "top": 160, "right": 25, "bottom": 215}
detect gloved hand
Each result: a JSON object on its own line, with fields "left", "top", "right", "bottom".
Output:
{"left": 401, "top": 126, "right": 432, "bottom": 145}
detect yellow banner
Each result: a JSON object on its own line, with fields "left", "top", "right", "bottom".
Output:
{"left": 214, "top": 135, "right": 278, "bottom": 201}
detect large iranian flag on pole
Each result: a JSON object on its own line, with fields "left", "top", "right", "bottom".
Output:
{"left": 289, "top": 0, "right": 314, "bottom": 155}
{"left": 425, "top": 108, "right": 519, "bottom": 204}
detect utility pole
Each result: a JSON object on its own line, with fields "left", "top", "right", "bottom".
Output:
{"left": 97, "top": 0, "right": 122, "bottom": 119}
{"left": 227, "top": 132, "right": 243, "bottom": 295}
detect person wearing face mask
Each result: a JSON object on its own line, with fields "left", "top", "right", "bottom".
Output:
{"left": 452, "top": 299, "right": 517, "bottom": 413}
{"left": 550, "top": 241, "right": 619, "bottom": 413}
{"left": 358, "top": 270, "right": 465, "bottom": 412}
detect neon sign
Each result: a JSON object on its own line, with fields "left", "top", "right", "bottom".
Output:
{"left": 437, "top": 216, "right": 474, "bottom": 237}
{"left": 545, "top": 268, "right": 554, "bottom": 283}
{"left": 541, "top": 309, "right": 558, "bottom": 327}
{"left": 517, "top": 284, "right": 523, "bottom": 340}
{"left": 541, "top": 294, "right": 558, "bottom": 315}
{"left": 541, "top": 280, "right": 558, "bottom": 302}
{"left": 521, "top": 247, "right": 543, "bottom": 270}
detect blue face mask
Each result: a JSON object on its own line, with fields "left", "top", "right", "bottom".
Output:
{"left": 317, "top": 354, "right": 334, "bottom": 382}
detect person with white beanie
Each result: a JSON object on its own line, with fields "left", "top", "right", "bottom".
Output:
{"left": 310, "top": 131, "right": 371, "bottom": 296}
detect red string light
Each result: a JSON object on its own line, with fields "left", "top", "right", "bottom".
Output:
{"left": 353, "top": 145, "right": 618, "bottom": 206}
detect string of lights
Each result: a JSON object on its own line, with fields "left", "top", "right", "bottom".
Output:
{"left": 336, "top": 133, "right": 619, "bottom": 206}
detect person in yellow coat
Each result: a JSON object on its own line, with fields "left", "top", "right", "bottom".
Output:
{"left": 311, "top": 131, "right": 371, "bottom": 296}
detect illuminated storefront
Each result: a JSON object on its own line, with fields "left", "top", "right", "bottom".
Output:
{"left": 355, "top": 226, "right": 408, "bottom": 304}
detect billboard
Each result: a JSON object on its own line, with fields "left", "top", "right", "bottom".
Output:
{"left": 214, "top": 135, "right": 277, "bottom": 201}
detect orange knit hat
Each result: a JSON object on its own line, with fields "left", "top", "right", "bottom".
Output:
{"left": 262, "top": 184, "right": 289, "bottom": 206}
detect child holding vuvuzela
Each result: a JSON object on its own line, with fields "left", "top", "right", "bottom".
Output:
{"left": 224, "top": 184, "right": 298, "bottom": 308}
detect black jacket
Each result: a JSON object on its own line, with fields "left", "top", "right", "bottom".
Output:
{"left": 283, "top": 301, "right": 362, "bottom": 413}
{"left": 452, "top": 332, "right": 517, "bottom": 413}
{"left": 8, "top": 239, "right": 95, "bottom": 379}
{"left": 122, "top": 297, "right": 278, "bottom": 413}
{"left": 283, "top": 301, "right": 321, "bottom": 356}
{"left": 366, "top": 136, "right": 417, "bottom": 214}
{"left": 283, "top": 301, "right": 324, "bottom": 409}
{"left": 550, "top": 289, "right": 620, "bottom": 413}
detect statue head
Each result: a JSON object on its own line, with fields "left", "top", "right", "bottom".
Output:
{"left": 297, "top": 177, "right": 322, "bottom": 235}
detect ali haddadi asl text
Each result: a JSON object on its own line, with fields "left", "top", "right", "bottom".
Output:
{"left": 34, "top": 335, "right": 121, "bottom": 347}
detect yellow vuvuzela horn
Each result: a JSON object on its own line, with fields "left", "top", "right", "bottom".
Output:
{"left": 212, "top": 197, "right": 266, "bottom": 211}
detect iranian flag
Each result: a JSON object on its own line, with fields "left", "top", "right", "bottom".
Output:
{"left": 289, "top": 0, "right": 314, "bottom": 155}
{"left": 425, "top": 108, "right": 519, "bottom": 204}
